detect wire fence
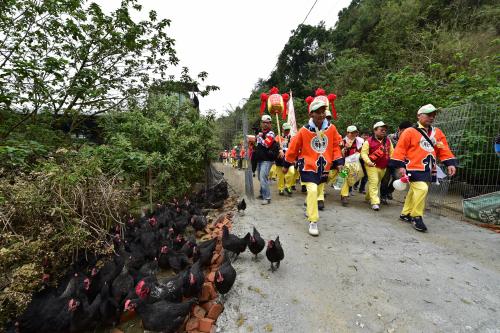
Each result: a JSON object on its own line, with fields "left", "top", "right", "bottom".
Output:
{"left": 427, "top": 103, "right": 500, "bottom": 224}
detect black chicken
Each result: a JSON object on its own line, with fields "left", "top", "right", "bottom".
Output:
{"left": 158, "top": 245, "right": 190, "bottom": 273}
{"left": 237, "top": 198, "right": 246, "bottom": 215}
{"left": 182, "top": 261, "right": 204, "bottom": 298}
{"left": 214, "top": 252, "right": 236, "bottom": 295}
{"left": 179, "top": 238, "right": 197, "bottom": 258}
{"left": 136, "top": 273, "right": 184, "bottom": 303}
{"left": 222, "top": 225, "right": 250, "bottom": 260}
{"left": 248, "top": 226, "right": 265, "bottom": 260}
{"left": 266, "top": 236, "right": 284, "bottom": 272}
{"left": 193, "top": 238, "right": 216, "bottom": 268}
{"left": 99, "top": 282, "right": 121, "bottom": 328}
{"left": 191, "top": 215, "right": 208, "bottom": 231}
{"left": 124, "top": 298, "right": 197, "bottom": 333}
{"left": 111, "top": 264, "right": 134, "bottom": 304}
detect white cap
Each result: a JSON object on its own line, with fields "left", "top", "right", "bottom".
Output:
{"left": 346, "top": 125, "right": 358, "bottom": 133}
{"left": 417, "top": 104, "right": 438, "bottom": 114}
{"left": 310, "top": 99, "right": 327, "bottom": 112}
{"left": 373, "top": 121, "right": 387, "bottom": 129}
{"left": 261, "top": 114, "right": 272, "bottom": 122}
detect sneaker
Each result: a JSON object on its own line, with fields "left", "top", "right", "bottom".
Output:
{"left": 412, "top": 216, "right": 427, "bottom": 232}
{"left": 291, "top": 185, "right": 296, "bottom": 191}
{"left": 341, "top": 196, "right": 348, "bottom": 207}
{"left": 308, "top": 222, "right": 319, "bottom": 236}
{"left": 387, "top": 193, "right": 393, "bottom": 200}
{"left": 399, "top": 214, "right": 412, "bottom": 223}
{"left": 279, "top": 190, "right": 285, "bottom": 196}
{"left": 285, "top": 188, "right": 293, "bottom": 196}
{"left": 301, "top": 185, "right": 307, "bottom": 193}
{"left": 371, "top": 204, "right": 380, "bottom": 211}
{"left": 381, "top": 198, "right": 388, "bottom": 205}
{"left": 261, "top": 199, "right": 271, "bottom": 205}
{"left": 318, "top": 200, "right": 325, "bottom": 211}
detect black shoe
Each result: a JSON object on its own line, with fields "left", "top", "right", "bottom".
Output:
{"left": 399, "top": 214, "right": 412, "bottom": 223}
{"left": 257, "top": 195, "right": 263, "bottom": 200}
{"left": 318, "top": 200, "right": 325, "bottom": 211}
{"left": 301, "top": 185, "right": 307, "bottom": 193}
{"left": 387, "top": 193, "right": 393, "bottom": 200}
{"left": 412, "top": 216, "right": 427, "bottom": 232}
{"left": 285, "top": 188, "right": 293, "bottom": 196}
{"left": 291, "top": 186, "right": 296, "bottom": 191}
{"left": 341, "top": 196, "right": 348, "bottom": 207}
{"left": 279, "top": 190, "right": 285, "bottom": 196}
{"left": 381, "top": 198, "right": 388, "bottom": 205}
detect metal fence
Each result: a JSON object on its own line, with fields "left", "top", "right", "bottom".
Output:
{"left": 427, "top": 104, "right": 500, "bottom": 223}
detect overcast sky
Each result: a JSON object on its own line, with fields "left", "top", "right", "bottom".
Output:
{"left": 97, "top": 0, "right": 352, "bottom": 115}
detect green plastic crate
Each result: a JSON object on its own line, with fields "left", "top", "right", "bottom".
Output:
{"left": 463, "top": 191, "right": 500, "bottom": 225}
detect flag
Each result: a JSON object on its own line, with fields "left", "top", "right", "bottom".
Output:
{"left": 287, "top": 91, "right": 298, "bottom": 136}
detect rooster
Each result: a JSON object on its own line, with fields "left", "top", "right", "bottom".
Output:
{"left": 266, "top": 236, "right": 284, "bottom": 272}
{"left": 248, "top": 227, "right": 265, "bottom": 260}
{"left": 237, "top": 198, "right": 246, "bottom": 215}
{"left": 222, "top": 225, "right": 250, "bottom": 260}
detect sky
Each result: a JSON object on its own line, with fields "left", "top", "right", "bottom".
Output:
{"left": 96, "top": 0, "right": 352, "bottom": 115}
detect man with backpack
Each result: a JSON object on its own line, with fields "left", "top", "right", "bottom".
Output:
{"left": 390, "top": 104, "right": 457, "bottom": 232}
{"left": 361, "top": 121, "right": 394, "bottom": 211}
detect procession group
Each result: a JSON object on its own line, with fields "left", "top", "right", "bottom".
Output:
{"left": 220, "top": 89, "right": 457, "bottom": 236}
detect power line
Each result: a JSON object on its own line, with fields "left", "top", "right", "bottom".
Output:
{"left": 301, "top": 0, "right": 319, "bottom": 25}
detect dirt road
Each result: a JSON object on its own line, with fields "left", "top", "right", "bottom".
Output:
{"left": 216, "top": 164, "right": 500, "bottom": 333}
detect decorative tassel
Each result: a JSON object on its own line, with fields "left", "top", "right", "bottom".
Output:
{"left": 305, "top": 96, "right": 314, "bottom": 113}
{"left": 328, "top": 94, "right": 337, "bottom": 119}
{"left": 260, "top": 93, "right": 268, "bottom": 115}
{"left": 315, "top": 88, "right": 326, "bottom": 96}
{"left": 282, "top": 93, "right": 289, "bottom": 120}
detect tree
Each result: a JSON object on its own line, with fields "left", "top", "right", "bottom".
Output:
{"left": 0, "top": 0, "right": 180, "bottom": 139}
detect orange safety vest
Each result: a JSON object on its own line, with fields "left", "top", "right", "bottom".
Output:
{"left": 285, "top": 121, "right": 343, "bottom": 184}
{"left": 390, "top": 126, "right": 457, "bottom": 182}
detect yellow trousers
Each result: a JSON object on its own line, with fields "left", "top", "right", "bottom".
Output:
{"left": 276, "top": 166, "right": 296, "bottom": 191}
{"left": 365, "top": 166, "right": 386, "bottom": 205}
{"left": 402, "top": 181, "right": 428, "bottom": 217}
{"left": 269, "top": 164, "right": 277, "bottom": 180}
{"left": 294, "top": 167, "right": 300, "bottom": 183}
{"left": 328, "top": 169, "right": 338, "bottom": 185}
{"left": 304, "top": 182, "right": 325, "bottom": 223}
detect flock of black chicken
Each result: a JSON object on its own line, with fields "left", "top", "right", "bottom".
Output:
{"left": 8, "top": 185, "right": 284, "bottom": 333}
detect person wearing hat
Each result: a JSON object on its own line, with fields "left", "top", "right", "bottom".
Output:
{"left": 361, "top": 121, "right": 394, "bottom": 211}
{"left": 339, "top": 125, "right": 365, "bottom": 206}
{"left": 390, "top": 104, "right": 457, "bottom": 232}
{"left": 284, "top": 97, "right": 343, "bottom": 236}
{"left": 380, "top": 120, "right": 413, "bottom": 203}
{"left": 255, "top": 114, "right": 280, "bottom": 205}
{"left": 275, "top": 122, "right": 295, "bottom": 196}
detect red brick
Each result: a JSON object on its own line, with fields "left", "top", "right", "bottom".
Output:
{"left": 186, "top": 317, "right": 200, "bottom": 331}
{"left": 210, "top": 325, "right": 217, "bottom": 333}
{"left": 201, "top": 300, "right": 214, "bottom": 312}
{"left": 209, "top": 283, "right": 218, "bottom": 300}
{"left": 207, "top": 271, "right": 216, "bottom": 282}
{"left": 192, "top": 305, "right": 207, "bottom": 319}
{"left": 200, "top": 283, "right": 212, "bottom": 302}
{"left": 207, "top": 303, "right": 224, "bottom": 321}
{"left": 215, "top": 243, "right": 223, "bottom": 252}
{"left": 199, "top": 318, "right": 215, "bottom": 332}
{"left": 210, "top": 253, "right": 220, "bottom": 264}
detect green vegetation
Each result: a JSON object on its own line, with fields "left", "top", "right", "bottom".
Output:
{"left": 0, "top": 0, "right": 217, "bottom": 324}
{"left": 230, "top": 0, "right": 499, "bottom": 133}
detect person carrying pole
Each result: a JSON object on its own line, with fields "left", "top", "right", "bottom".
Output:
{"left": 285, "top": 90, "right": 343, "bottom": 236}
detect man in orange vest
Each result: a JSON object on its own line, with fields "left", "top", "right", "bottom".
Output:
{"left": 360, "top": 121, "right": 394, "bottom": 211}
{"left": 390, "top": 104, "right": 457, "bottom": 232}
{"left": 285, "top": 98, "right": 343, "bottom": 236}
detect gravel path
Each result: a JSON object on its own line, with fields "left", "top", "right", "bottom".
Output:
{"left": 216, "top": 164, "right": 500, "bottom": 333}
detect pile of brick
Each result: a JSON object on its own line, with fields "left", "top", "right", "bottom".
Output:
{"left": 185, "top": 213, "right": 233, "bottom": 333}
